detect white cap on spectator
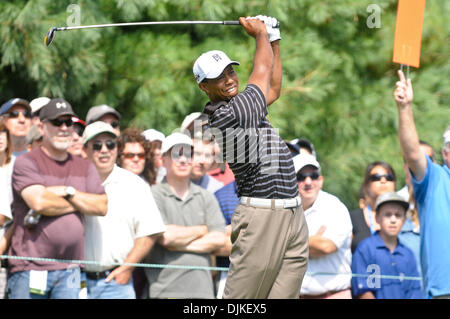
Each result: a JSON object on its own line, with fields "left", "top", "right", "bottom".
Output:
{"left": 293, "top": 153, "right": 321, "bottom": 174}
{"left": 161, "top": 132, "right": 193, "bottom": 155}
{"left": 142, "top": 129, "right": 165, "bottom": 142}
{"left": 181, "top": 112, "right": 202, "bottom": 130}
{"left": 82, "top": 121, "right": 117, "bottom": 145}
{"left": 30, "top": 97, "right": 50, "bottom": 114}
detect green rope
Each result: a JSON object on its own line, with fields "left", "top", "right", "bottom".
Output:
{"left": 0, "top": 255, "right": 422, "bottom": 281}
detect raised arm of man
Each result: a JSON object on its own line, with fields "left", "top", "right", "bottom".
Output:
{"left": 240, "top": 16, "right": 274, "bottom": 102}
{"left": 267, "top": 39, "right": 282, "bottom": 106}
{"left": 394, "top": 69, "right": 427, "bottom": 181}
{"left": 255, "top": 15, "right": 282, "bottom": 106}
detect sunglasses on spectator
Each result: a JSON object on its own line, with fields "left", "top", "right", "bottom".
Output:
{"left": 122, "top": 152, "right": 146, "bottom": 160}
{"left": 48, "top": 118, "right": 73, "bottom": 127}
{"left": 8, "top": 110, "right": 32, "bottom": 119}
{"left": 369, "top": 173, "right": 395, "bottom": 182}
{"left": 297, "top": 171, "right": 320, "bottom": 182}
{"left": 92, "top": 140, "right": 116, "bottom": 151}
{"left": 170, "top": 146, "right": 193, "bottom": 161}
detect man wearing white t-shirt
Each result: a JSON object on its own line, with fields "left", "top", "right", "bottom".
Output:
{"left": 82, "top": 122, "right": 166, "bottom": 299}
{"left": 293, "top": 153, "right": 353, "bottom": 299}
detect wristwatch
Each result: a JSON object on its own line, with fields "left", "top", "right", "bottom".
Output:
{"left": 64, "top": 186, "right": 76, "bottom": 201}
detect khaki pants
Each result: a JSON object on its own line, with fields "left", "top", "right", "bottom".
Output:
{"left": 223, "top": 202, "right": 309, "bottom": 299}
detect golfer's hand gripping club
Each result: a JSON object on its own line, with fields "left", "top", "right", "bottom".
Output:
{"left": 254, "top": 15, "right": 281, "bottom": 42}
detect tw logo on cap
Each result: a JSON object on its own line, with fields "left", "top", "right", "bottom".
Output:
{"left": 56, "top": 102, "right": 67, "bottom": 109}
{"left": 212, "top": 54, "right": 222, "bottom": 62}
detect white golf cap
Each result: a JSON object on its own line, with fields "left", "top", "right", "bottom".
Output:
{"left": 82, "top": 121, "right": 117, "bottom": 145}
{"left": 293, "top": 153, "right": 321, "bottom": 174}
{"left": 193, "top": 50, "right": 239, "bottom": 83}
{"left": 161, "top": 132, "right": 193, "bottom": 155}
{"left": 142, "top": 129, "right": 165, "bottom": 142}
{"left": 30, "top": 97, "right": 50, "bottom": 114}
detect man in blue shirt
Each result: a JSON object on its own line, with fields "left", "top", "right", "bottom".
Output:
{"left": 351, "top": 192, "right": 422, "bottom": 299}
{"left": 394, "top": 70, "right": 450, "bottom": 299}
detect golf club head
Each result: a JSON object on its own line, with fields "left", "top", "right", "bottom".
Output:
{"left": 44, "top": 27, "right": 56, "bottom": 47}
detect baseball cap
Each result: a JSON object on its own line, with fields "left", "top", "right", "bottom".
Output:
{"left": 72, "top": 116, "right": 86, "bottom": 127}
{"left": 286, "top": 141, "right": 300, "bottom": 155}
{"left": 142, "top": 129, "right": 165, "bottom": 142}
{"left": 0, "top": 98, "right": 31, "bottom": 115}
{"left": 293, "top": 153, "right": 321, "bottom": 174}
{"left": 181, "top": 112, "right": 203, "bottom": 130}
{"left": 30, "top": 97, "right": 50, "bottom": 114}
{"left": 82, "top": 121, "right": 117, "bottom": 145}
{"left": 86, "top": 104, "right": 121, "bottom": 124}
{"left": 193, "top": 50, "right": 239, "bottom": 84}
{"left": 290, "top": 137, "right": 317, "bottom": 157}
{"left": 39, "top": 98, "right": 76, "bottom": 121}
{"left": 374, "top": 192, "right": 409, "bottom": 212}
{"left": 443, "top": 127, "right": 450, "bottom": 144}
{"left": 161, "top": 132, "right": 193, "bottom": 155}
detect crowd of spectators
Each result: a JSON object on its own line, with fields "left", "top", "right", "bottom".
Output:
{"left": 0, "top": 70, "right": 448, "bottom": 299}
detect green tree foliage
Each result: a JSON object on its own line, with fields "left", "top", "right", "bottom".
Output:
{"left": 0, "top": 0, "right": 448, "bottom": 209}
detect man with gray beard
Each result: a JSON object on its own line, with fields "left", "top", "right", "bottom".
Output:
{"left": 4, "top": 98, "right": 108, "bottom": 299}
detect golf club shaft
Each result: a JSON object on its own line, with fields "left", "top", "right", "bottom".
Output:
{"left": 54, "top": 19, "right": 280, "bottom": 31}
{"left": 45, "top": 19, "right": 280, "bottom": 46}
{"left": 55, "top": 20, "right": 240, "bottom": 32}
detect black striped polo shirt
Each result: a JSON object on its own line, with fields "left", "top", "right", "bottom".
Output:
{"left": 203, "top": 84, "right": 298, "bottom": 199}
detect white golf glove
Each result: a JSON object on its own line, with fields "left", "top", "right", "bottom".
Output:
{"left": 255, "top": 15, "right": 281, "bottom": 42}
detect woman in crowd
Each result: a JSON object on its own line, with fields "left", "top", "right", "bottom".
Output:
{"left": 142, "top": 129, "right": 165, "bottom": 184}
{"left": 0, "top": 121, "right": 14, "bottom": 222}
{"left": 117, "top": 127, "right": 156, "bottom": 185}
{"left": 349, "top": 161, "right": 397, "bottom": 252}
{"left": 0, "top": 121, "right": 13, "bottom": 299}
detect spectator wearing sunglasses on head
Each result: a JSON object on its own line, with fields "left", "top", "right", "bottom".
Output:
{"left": 6, "top": 98, "right": 108, "bottom": 299}
{"left": 0, "top": 98, "right": 32, "bottom": 156}
{"left": 82, "top": 122, "right": 165, "bottom": 299}
{"left": 293, "top": 153, "right": 353, "bottom": 299}
{"left": 349, "top": 161, "right": 397, "bottom": 253}
{"left": 86, "top": 104, "right": 121, "bottom": 137}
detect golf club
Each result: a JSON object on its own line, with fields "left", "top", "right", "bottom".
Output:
{"left": 44, "top": 20, "right": 280, "bottom": 47}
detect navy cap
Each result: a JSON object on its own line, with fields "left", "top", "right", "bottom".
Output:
{"left": 0, "top": 98, "right": 31, "bottom": 115}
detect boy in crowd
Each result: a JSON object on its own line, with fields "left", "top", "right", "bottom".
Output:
{"left": 351, "top": 192, "right": 422, "bottom": 299}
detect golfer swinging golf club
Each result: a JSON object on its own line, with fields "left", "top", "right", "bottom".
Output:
{"left": 193, "top": 15, "right": 309, "bottom": 299}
